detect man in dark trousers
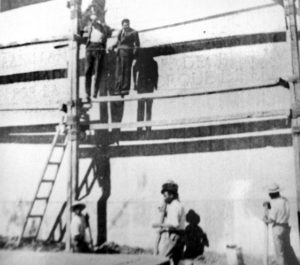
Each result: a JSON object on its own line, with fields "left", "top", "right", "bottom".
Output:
{"left": 110, "top": 18, "right": 140, "bottom": 96}
{"left": 83, "top": 8, "right": 112, "bottom": 102}
{"left": 133, "top": 52, "right": 158, "bottom": 132}
{"left": 263, "top": 183, "right": 299, "bottom": 265}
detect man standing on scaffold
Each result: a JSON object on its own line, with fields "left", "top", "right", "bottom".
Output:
{"left": 82, "top": 6, "right": 112, "bottom": 102}
{"left": 110, "top": 18, "right": 140, "bottom": 96}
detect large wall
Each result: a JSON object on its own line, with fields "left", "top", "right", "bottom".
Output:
{"left": 0, "top": 0, "right": 299, "bottom": 263}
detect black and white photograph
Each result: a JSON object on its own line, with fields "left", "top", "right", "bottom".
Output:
{"left": 0, "top": 0, "right": 300, "bottom": 264}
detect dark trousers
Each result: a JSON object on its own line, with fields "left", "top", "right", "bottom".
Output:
{"left": 137, "top": 99, "right": 153, "bottom": 131}
{"left": 72, "top": 237, "right": 90, "bottom": 253}
{"left": 272, "top": 225, "right": 299, "bottom": 265}
{"left": 159, "top": 232, "right": 184, "bottom": 265}
{"left": 85, "top": 45, "right": 105, "bottom": 98}
{"left": 137, "top": 99, "right": 153, "bottom": 121}
{"left": 115, "top": 53, "right": 133, "bottom": 94}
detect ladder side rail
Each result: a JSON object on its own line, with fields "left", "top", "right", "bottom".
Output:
{"left": 35, "top": 141, "right": 68, "bottom": 238}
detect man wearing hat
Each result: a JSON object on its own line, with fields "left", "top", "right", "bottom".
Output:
{"left": 263, "top": 183, "right": 299, "bottom": 265}
{"left": 153, "top": 180, "right": 185, "bottom": 265}
{"left": 71, "top": 202, "right": 90, "bottom": 253}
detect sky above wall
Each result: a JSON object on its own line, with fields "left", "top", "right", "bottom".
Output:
{"left": 0, "top": 0, "right": 287, "bottom": 46}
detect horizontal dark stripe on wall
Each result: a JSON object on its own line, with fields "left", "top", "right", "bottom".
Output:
{"left": 114, "top": 119, "right": 290, "bottom": 141}
{"left": 0, "top": 32, "right": 286, "bottom": 85}
{"left": 0, "top": 69, "right": 67, "bottom": 85}
{"left": 145, "top": 31, "right": 286, "bottom": 57}
{"left": 80, "top": 134, "right": 292, "bottom": 158}
{"left": 0, "top": 119, "right": 289, "bottom": 144}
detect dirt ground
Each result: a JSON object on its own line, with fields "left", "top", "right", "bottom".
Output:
{"left": 0, "top": 236, "right": 282, "bottom": 265}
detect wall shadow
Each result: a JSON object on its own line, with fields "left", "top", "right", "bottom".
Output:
{"left": 184, "top": 209, "right": 209, "bottom": 259}
{"left": 94, "top": 148, "right": 111, "bottom": 246}
{"left": 133, "top": 50, "right": 159, "bottom": 133}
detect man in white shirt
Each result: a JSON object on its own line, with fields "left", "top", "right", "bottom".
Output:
{"left": 83, "top": 7, "right": 112, "bottom": 102}
{"left": 263, "top": 183, "right": 299, "bottom": 265}
{"left": 153, "top": 180, "right": 185, "bottom": 265}
{"left": 71, "top": 202, "right": 90, "bottom": 253}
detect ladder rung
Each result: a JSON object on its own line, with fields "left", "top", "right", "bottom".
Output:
{"left": 41, "top": 179, "right": 55, "bottom": 183}
{"left": 28, "top": 215, "right": 43, "bottom": 218}
{"left": 48, "top": 162, "right": 60, "bottom": 165}
{"left": 35, "top": 197, "right": 49, "bottom": 201}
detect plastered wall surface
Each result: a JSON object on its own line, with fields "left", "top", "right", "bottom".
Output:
{"left": 0, "top": 144, "right": 299, "bottom": 262}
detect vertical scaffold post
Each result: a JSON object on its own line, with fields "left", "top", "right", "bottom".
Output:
{"left": 66, "top": 0, "right": 81, "bottom": 252}
{"left": 284, "top": 0, "right": 300, "bottom": 234}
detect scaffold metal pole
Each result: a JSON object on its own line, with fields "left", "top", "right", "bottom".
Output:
{"left": 66, "top": 0, "right": 81, "bottom": 252}
{"left": 284, "top": 0, "right": 300, "bottom": 237}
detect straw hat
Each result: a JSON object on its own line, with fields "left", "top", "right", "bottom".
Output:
{"left": 267, "top": 183, "right": 281, "bottom": 194}
{"left": 161, "top": 180, "right": 178, "bottom": 194}
{"left": 71, "top": 202, "right": 86, "bottom": 212}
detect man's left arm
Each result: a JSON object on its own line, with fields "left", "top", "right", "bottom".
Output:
{"left": 104, "top": 24, "right": 114, "bottom": 38}
{"left": 133, "top": 32, "right": 140, "bottom": 57}
{"left": 134, "top": 31, "right": 140, "bottom": 47}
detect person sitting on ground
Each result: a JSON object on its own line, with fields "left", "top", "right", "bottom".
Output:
{"left": 184, "top": 209, "right": 209, "bottom": 264}
{"left": 70, "top": 202, "right": 91, "bottom": 253}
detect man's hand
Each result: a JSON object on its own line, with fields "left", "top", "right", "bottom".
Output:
{"left": 263, "top": 215, "right": 269, "bottom": 224}
{"left": 263, "top": 201, "right": 271, "bottom": 210}
{"left": 73, "top": 34, "right": 84, "bottom": 44}
{"left": 108, "top": 46, "right": 116, "bottom": 52}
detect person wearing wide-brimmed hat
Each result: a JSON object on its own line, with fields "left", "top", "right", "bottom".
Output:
{"left": 263, "top": 183, "right": 299, "bottom": 265}
{"left": 152, "top": 180, "right": 185, "bottom": 265}
{"left": 70, "top": 202, "right": 90, "bottom": 253}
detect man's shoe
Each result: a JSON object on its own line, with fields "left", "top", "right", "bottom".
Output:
{"left": 120, "top": 91, "right": 129, "bottom": 96}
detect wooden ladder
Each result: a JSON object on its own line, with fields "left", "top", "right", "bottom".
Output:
{"left": 18, "top": 125, "right": 68, "bottom": 245}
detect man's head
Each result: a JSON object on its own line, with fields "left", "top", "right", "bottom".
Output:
{"left": 267, "top": 183, "right": 281, "bottom": 199}
{"left": 121, "top": 18, "right": 130, "bottom": 30}
{"left": 89, "top": 7, "right": 98, "bottom": 22}
{"left": 161, "top": 180, "right": 179, "bottom": 204}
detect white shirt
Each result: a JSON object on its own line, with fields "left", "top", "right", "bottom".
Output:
{"left": 70, "top": 214, "right": 86, "bottom": 240}
{"left": 90, "top": 25, "right": 105, "bottom": 43}
{"left": 269, "top": 197, "right": 290, "bottom": 224}
{"left": 164, "top": 199, "right": 185, "bottom": 229}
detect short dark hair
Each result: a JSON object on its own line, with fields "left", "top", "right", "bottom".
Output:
{"left": 121, "top": 18, "right": 130, "bottom": 25}
{"left": 269, "top": 192, "right": 280, "bottom": 199}
{"left": 164, "top": 190, "right": 179, "bottom": 200}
